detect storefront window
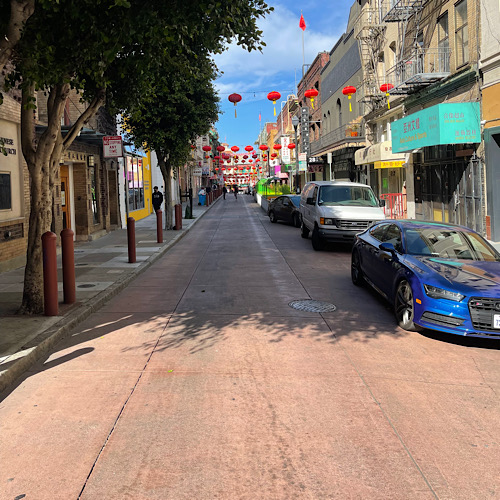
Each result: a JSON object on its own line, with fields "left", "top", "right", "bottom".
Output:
{"left": 127, "top": 157, "right": 145, "bottom": 212}
{"left": 89, "top": 166, "right": 99, "bottom": 224}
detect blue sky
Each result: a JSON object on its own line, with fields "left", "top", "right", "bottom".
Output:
{"left": 213, "top": 0, "right": 352, "bottom": 149}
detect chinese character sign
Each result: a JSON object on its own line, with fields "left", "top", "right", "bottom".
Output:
{"left": 391, "top": 102, "right": 480, "bottom": 153}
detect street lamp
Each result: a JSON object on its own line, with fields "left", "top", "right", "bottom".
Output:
{"left": 291, "top": 115, "right": 300, "bottom": 193}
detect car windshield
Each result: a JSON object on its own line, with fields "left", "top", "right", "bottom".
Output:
{"left": 404, "top": 227, "right": 500, "bottom": 261}
{"left": 318, "top": 185, "right": 378, "bottom": 207}
{"left": 289, "top": 196, "right": 300, "bottom": 207}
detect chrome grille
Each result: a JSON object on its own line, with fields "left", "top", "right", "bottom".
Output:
{"left": 337, "top": 220, "right": 372, "bottom": 230}
{"left": 468, "top": 297, "right": 500, "bottom": 332}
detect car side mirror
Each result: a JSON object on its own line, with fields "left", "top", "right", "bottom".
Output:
{"left": 379, "top": 199, "right": 386, "bottom": 207}
{"left": 379, "top": 242, "right": 396, "bottom": 254}
{"left": 306, "top": 197, "right": 315, "bottom": 205}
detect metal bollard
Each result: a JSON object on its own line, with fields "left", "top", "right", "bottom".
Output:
{"left": 61, "top": 228, "right": 76, "bottom": 304}
{"left": 127, "top": 217, "right": 136, "bottom": 263}
{"left": 42, "top": 231, "right": 59, "bottom": 316}
{"left": 174, "top": 204, "right": 182, "bottom": 230}
{"left": 156, "top": 210, "right": 163, "bottom": 243}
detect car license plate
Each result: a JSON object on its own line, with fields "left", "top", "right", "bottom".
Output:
{"left": 494, "top": 314, "right": 500, "bottom": 329}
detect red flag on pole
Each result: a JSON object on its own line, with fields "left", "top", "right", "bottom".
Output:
{"left": 299, "top": 13, "right": 306, "bottom": 31}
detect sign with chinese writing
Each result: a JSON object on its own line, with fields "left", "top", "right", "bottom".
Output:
{"left": 193, "top": 167, "right": 202, "bottom": 176}
{"left": 374, "top": 160, "right": 405, "bottom": 169}
{"left": 391, "top": 102, "right": 480, "bottom": 153}
{"left": 298, "top": 153, "right": 307, "bottom": 172}
{"left": 281, "top": 136, "right": 290, "bottom": 163}
{"left": 103, "top": 136, "right": 123, "bottom": 157}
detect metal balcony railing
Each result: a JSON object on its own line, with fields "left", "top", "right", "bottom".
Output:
{"left": 385, "top": 47, "right": 452, "bottom": 94}
{"left": 380, "top": 0, "right": 423, "bottom": 22}
{"left": 310, "top": 122, "right": 364, "bottom": 155}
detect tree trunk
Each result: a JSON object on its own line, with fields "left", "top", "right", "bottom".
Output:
{"left": 18, "top": 83, "right": 105, "bottom": 314}
{"left": 0, "top": 0, "right": 35, "bottom": 71}
{"left": 157, "top": 154, "right": 173, "bottom": 230}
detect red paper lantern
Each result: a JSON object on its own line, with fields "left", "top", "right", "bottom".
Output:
{"left": 245, "top": 145, "right": 253, "bottom": 152}
{"left": 342, "top": 86, "right": 356, "bottom": 112}
{"left": 243, "top": 155, "right": 248, "bottom": 159}
{"left": 380, "top": 83, "right": 394, "bottom": 109}
{"left": 304, "top": 88, "right": 319, "bottom": 109}
{"left": 190, "top": 145, "right": 196, "bottom": 150}
{"left": 202, "top": 145, "right": 211, "bottom": 152}
{"left": 216, "top": 145, "right": 225, "bottom": 152}
{"left": 205, "top": 155, "right": 210, "bottom": 159}
{"left": 287, "top": 143, "right": 296, "bottom": 149}
{"left": 267, "top": 91, "right": 281, "bottom": 116}
{"left": 231, "top": 146, "right": 240, "bottom": 153}
{"left": 228, "top": 93, "right": 242, "bottom": 117}
{"left": 259, "top": 145, "right": 268, "bottom": 151}
{"left": 252, "top": 154, "right": 258, "bottom": 158}
{"left": 271, "top": 153, "right": 277, "bottom": 158}
{"left": 273, "top": 144, "right": 282, "bottom": 151}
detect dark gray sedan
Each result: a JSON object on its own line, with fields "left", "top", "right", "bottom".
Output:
{"left": 268, "top": 195, "right": 301, "bottom": 227}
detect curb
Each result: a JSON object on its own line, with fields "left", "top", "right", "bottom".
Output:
{"left": 0, "top": 198, "right": 220, "bottom": 395}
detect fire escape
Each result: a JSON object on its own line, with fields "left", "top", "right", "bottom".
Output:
{"left": 354, "top": 4, "right": 386, "bottom": 111}
{"left": 381, "top": 0, "right": 451, "bottom": 94}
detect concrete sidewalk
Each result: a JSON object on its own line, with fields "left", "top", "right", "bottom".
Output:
{"left": 0, "top": 198, "right": 219, "bottom": 393}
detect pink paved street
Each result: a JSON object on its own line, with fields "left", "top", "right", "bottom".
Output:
{"left": 2, "top": 195, "right": 500, "bottom": 499}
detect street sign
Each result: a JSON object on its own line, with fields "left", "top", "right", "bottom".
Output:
{"left": 103, "top": 136, "right": 123, "bottom": 157}
{"left": 193, "top": 167, "right": 203, "bottom": 177}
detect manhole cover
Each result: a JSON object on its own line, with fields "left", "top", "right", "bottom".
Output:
{"left": 77, "top": 284, "right": 96, "bottom": 288}
{"left": 288, "top": 299, "right": 336, "bottom": 313}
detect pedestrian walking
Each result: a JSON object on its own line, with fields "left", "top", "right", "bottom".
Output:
{"left": 233, "top": 184, "right": 238, "bottom": 200}
{"left": 222, "top": 185, "right": 228, "bottom": 200}
{"left": 152, "top": 186, "right": 163, "bottom": 212}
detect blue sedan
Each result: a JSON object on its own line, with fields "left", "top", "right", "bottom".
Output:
{"left": 351, "top": 220, "right": 500, "bottom": 338}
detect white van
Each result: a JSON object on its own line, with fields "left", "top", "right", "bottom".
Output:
{"left": 300, "top": 181, "right": 386, "bottom": 250}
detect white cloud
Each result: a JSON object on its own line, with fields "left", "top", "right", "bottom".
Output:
{"left": 214, "top": 4, "right": 343, "bottom": 86}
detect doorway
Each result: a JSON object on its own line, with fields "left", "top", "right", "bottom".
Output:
{"left": 60, "top": 165, "right": 71, "bottom": 230}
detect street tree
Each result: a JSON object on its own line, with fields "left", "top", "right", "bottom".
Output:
{"left": 0, "top": 0, "right": 35, "bottom": 73}
{"left": 123, "top": 58, "right": 220, "bottom": 229}
{"left": 3, "top": 0, "right": 272, "bottom": 314}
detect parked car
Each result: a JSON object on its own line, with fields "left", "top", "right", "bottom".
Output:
{"left": 351, "top": 219, "right": 500, "bottom": 338}
{"left": 299, "top": 181, "right": 386, "bottom": 250}
{"left": 268, "top": 195, "right": 301, "bottom": 227}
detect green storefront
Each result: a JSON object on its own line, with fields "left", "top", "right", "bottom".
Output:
{"left": 391, "top": 102, "right": 483, "bottom": 233}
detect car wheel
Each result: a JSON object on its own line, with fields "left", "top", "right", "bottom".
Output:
{"left": 301, "top": 221, "right": 309, "bottom": 238}
{"left": 311, "top": 226, "right": 325, "bottom": 251}
{"left": 269, "top": 211, "right": 277, "bottom": 223}
{"left": 293, "top": 213, "right": 301, "bottom": 228}
{"left": 351, "top": 249, "right": 365, "bottom": 286}
{"left": 394, "top": 280, "right": 421, "bottom": 332}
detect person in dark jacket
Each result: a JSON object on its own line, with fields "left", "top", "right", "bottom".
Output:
{"left": 152, "top": 186, "right": 163, "bottom": 212}
{"left": 222, "top": 185, "right": 228, "bottom": 200}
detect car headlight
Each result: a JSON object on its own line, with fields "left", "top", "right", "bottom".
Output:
{"left": 320, "top": 217, "right": 335, "bottom": 225}
{"left": 423, "top": 284, "right": 465, "bottom": 302}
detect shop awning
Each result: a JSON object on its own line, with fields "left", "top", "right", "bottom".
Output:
{"left": 355, "top": 141, "right": 405, "bottom": 165}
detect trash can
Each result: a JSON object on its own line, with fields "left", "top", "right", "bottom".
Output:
{"left": 198, "top": 194, "right": 206, "bottom": 206}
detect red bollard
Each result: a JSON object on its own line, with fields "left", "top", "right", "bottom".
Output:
{"left": 174, "top": 204, "right": 182, "bottom": 230}
{"left": 61, "top": 228, "right": 75, "bottom": 304}
{"left": 156, "top": 210, "right": 163, "bottom": 243}
{"left": 127, "top": 217, "right": 136, "bottom": 263}
{"left": 42, "top": 231, "right": 59, "bottom": 316}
